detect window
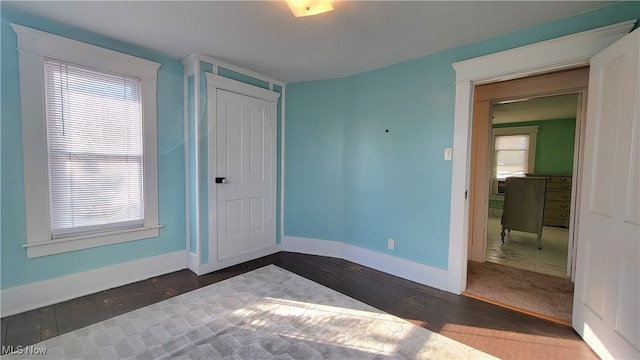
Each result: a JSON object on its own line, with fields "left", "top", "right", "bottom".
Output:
{"left": 45, "top": 60, "right": 145, "bottom": 238}
{"left": 495, "top": 134, "right": 530, "bottom": 179}
{"left": 13, "top": 24, "right": 161, "bottom": 258}
{"left": 491, "top": 126, "right": 538, "bottom": 195}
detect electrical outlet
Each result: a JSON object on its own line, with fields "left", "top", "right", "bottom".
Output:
{"left": 387, "top": 238, "right": 395, "bottom": 250}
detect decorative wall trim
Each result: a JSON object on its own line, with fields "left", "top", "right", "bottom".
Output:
{"left": 11, "top": 23, "right": 160, "bottom": 79}
{"left": 447, "top": 20, "right": 635, "bottom": 295}
{"left": 182, "top": 52, "right": 286, "bottom": 272}
{"left": 187, "top": 251, "right": 199, "bottom": 274}
{"left": 181, "top": 54, "right": 203, "bottom": 271}
{"left": 205, "top": 73, "right": 280, "bottom": 102}
{"left": 452, "top": 20, "right": 636, "bottom": 83}
{"left": 0, "top": 251, "right": 187, "bottom": 317}
{"left": 197, "top": 53, "right": 285, "bottom": 87}
{"left": 282, "top": 236, "right": 449, "bottom": 291}
{"left": 182, "top": 54, "right": 197, "bottom": 258}
{"left": 280, "top": 87, "right": 286, "bottom": 243}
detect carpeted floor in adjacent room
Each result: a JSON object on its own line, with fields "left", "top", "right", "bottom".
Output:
{"left": 464, "top": 261, "right": 574, "bottom": 324}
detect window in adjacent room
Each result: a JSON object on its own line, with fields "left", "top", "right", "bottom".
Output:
{"left": 12, "top": 24, "right": 162, "bottom": 258}
{"left": 491, "top": 126, "right": 538, "bottom": 195}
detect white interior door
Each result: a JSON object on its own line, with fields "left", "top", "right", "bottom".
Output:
{"left": 215, "top": 89, "right": 273, "bottom": 261}
{"left": 573, "top": 29, "right": 639, "bottom": 360}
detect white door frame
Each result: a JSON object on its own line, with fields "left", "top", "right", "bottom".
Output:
{"left": 204, "top": 73, "right": 280, "bottom": 273}
{"left": 445, "top": 20, "right": 635, "bottom": 294}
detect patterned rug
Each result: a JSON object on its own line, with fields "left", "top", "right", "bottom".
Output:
{"left": 5, "top": 265, "right": 496, "bottom": 359}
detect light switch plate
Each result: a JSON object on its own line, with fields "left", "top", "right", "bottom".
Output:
{"left": 444, "top": 148, "right": 453, "bottom": 161}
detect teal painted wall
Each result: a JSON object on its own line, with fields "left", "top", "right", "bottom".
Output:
{"left": 1, "top": 9, "right": 185, "bottom": 288}
{"left": 218, "top": 67, "right": 270, "bottom": 90}
{"left": 284, "top": 2, "right": 640, "bottom": 270}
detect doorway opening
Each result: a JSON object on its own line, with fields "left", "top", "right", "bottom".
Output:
{"left": 486, "top": 93, "right": 579, "bottom": 278}
{"left": 464, "top": 67, "right": 589, "bottom": 324}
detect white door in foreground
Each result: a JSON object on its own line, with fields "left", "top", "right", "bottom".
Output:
{"left": 573, "top": 29, "right": 639, "bottom": 360}
{"left": 215, "top": 89, "right": 274, "bottom": 261}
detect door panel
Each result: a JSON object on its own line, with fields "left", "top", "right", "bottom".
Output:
{"left": 216, "top": 89, "right": 272, "bottom": 261}
{"left": 249, "top": 197, "right": 264, "bottom": 233}
{"left": 573, "top": 29, "right": 639, "bottom": 359}
{"left": 250, "top": 110, "right": 265, "bottom": 183}
{"left": 627, "top": 108, "right": 640, "bottom": 225}
{"left": 616, "top": 261, "right": 639, "bottom": 347}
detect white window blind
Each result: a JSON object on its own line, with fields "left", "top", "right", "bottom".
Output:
{"left": 495, "top": 134, "right": 529, "bottom": 179}
{"left": 45, "top": 59, "right": 145, "bottom": 238}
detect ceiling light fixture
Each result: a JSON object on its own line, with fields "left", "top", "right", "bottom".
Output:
{"left": 285, "top": 0, "right": 334, "bottom": 17}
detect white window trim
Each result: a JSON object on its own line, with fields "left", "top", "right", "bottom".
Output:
{"left": 490, "top": 125, "right": 538, "bottom": 196}
{"left": 11, "top": 23, "right": 162, "bottom": 258}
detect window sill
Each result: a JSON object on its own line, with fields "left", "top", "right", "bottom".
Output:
{"left": 23, "top": 225, "right": 163, "bottom": 258}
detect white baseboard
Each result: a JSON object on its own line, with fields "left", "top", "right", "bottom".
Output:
{"left": 281, "top": 236, "right": 342, "bottom": 258}
{"left": 1, "top": 250, "right": 187, "bottom": 317}
{"left": 1, "top": 238, "right": 459, "bottom": 317}
{"left": 282, "top": 236, "right": 450, "bottom": 292}
{"left": 198, "top": 244, "right": 282, "bottom": 275}
{"left": 187, "top": 250, "right": 200, "bottom": 274}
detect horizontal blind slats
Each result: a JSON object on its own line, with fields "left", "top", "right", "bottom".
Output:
{"left": 44, "top": 59, "right": 145, "bottom": 237}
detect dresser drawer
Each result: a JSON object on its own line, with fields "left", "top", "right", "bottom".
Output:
{"left": 545, "top": 209, "right": 571, "bottom": 220}
{"left": 527, "top": 174, "right": 572, "bottom": 228}
{"left": 546, "top": 200, "right": 571, "bottom": 210}
{"left": 550, "top": 176, "right": 572, "bottom": 184}
{"left": 546, "top": 190, "right": 572, "bottom": 202}
{"left": 544, "top": 217, "right": 570, "bottom": 227}
{"left": 547, "top": 182, "right": 572, "bottom": 191}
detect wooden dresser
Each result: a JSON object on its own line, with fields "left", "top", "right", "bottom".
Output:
{"left": 527, "top": 173, "right": 572, "bottom": 228}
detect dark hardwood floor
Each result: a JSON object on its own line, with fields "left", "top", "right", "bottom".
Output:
{"left": 1, "top": 252, "right": 597, "bottom": 359}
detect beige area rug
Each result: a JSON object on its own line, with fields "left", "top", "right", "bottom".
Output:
{"left": 465, "top": 261, "right": 574, "bottom": 324}
{"left": 5, "top": 265, "right": 496, "bottom": 360}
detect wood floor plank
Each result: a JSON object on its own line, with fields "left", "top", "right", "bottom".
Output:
{"left": 0, "top": 251, "right": 597, "bottom": 359}
{"left": 52, "top": 301, "right": 74, "bottom": 336}
{"left": 38, "top": 307, "right": 57, "bottom": 341}
{"left": 1, "top": 316, "right": 8, "bottom": 347}
{"left": 68, "top": 303, "right": 102, "bottom": 330}
{"left": 4, "top": 311, "right": 40, "bottom": 348}
{"left": 109, "top": 295, "right": 139, "bottom": 317}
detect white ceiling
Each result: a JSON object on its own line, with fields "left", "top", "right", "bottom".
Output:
{"left": 492, "top": 94, "right": 579, "bottom": 124}
{"left": 3, "top": 1, "right": 612, "bottom": 83}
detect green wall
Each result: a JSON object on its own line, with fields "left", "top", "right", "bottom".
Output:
{"left": 490, "top": 118, "right": 576, "bottom": 210}
{"left": 494, "top": 118, "right": 576, "bottom": 174}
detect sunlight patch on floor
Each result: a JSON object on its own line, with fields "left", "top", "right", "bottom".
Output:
{"left": 486, "top": 217, "right": 569, "bottom": 278}
{"left": 231, "top": 296, "right": 426, "bottom": 356}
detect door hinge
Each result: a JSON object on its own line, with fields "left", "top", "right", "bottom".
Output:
{"left": 465, "top": 190, "right": 468, "bottom": 199}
